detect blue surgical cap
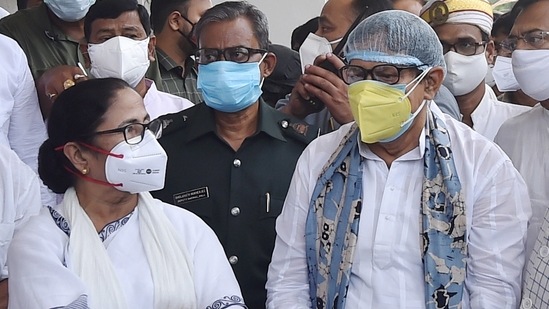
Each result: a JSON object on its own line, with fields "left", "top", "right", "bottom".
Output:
{"left": 344, "top": 10, "right": 446, "bottom": 74}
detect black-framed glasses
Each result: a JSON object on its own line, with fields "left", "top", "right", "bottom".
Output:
{"left": 339, "top": 64, "right": 422, "bottom": 85}
{"left": 195, "top": 46, "right": 267, "bottom": 64}
{"left": 91, "top": 118, "right": 163, "bottom": 145}
{"left": 441, "top": 41, "right": 487, "bottom": 56}
{"left": 505, "top": 31, "right": 549, "bottom": 52}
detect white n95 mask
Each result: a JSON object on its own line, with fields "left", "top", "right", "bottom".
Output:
{"left": 443, "top": 51, "right": 487, "bottom": 96}
{"left": 105, "top": 131, "right": 168, "bottom": 194}
{"left": 299, "top": 32, "right": 342, "bottom": 73}
{"left": 492, "top": 56, "right": 520, "bottom": 92}
{"left": 88, "top": 36, "right": 151, "bottom": 88}
{"left": 512, "top": 49, "right": 549, "bottom": 102}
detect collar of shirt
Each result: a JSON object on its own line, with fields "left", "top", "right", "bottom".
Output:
{"left": 470, "top": 86, "right": 493, "bottom": 132}
{"left": 36, "top": 3, "right": 79, "bottom": 44}
{"left": 156, "top": 48, "right": 196, "bottom": 79}
{"left": 183, "top": 100, "right": 287, "bottom": 143}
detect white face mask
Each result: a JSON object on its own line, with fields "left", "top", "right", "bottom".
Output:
{"left": 298, "top": 32, "right": 342, "bottom": 73}
{"left": 88, "top": 36, "right": 151, "bottom": 88}
{"left": 105, "top": 131, "right": 168, "bottom": 194}
{"left": 492, "top": 56, "right": 520, "bottom": 92}
{"left": 512, "top": 49, "right": 549, "bottom": 102}
{"left": 443, "top": 51, "right": 487, "bottom": 96}
{"left": 43, "top": 0, "right": 95, "bottom": 22}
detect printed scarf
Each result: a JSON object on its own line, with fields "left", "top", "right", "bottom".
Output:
{"left": 305, "top": 109, "right": 467, "bottom": 309}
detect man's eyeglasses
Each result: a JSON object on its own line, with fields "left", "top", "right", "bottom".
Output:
{"left": 504, "top": 31, "right": 549, "bottom": 52}
{"left": 339, "top": 64, "right": 422, "bottom": 85}
{"left": 195, "top": 46, "right": 267, "bottom": 64}
{"left": 441, "top": 41, "right": 487, "bottom": 56}
{"left": 494, "top": 41, "right": 514, "bottom": 57}
{"left": 90, "top": 118, "right": 163, "bottom": 145}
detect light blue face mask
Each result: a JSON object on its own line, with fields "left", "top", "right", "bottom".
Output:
{"left": 197, "top": 53, "right": 267, "bottom": 113}
{"left": 44, "top": 0, "right": 96, "bottom": 22}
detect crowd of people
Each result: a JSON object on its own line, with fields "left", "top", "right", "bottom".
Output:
{"left": 0, "top": 0, "right": 546, "bottom": 308}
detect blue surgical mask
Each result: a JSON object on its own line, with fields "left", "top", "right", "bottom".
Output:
{"left": 197, "top": 54, "right": 266, "bottom": 113}
{"left": 44, "top": 0, "right": 96, "bottom": 22}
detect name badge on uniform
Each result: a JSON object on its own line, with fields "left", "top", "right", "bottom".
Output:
{"left": 173, "top": 186, "right": 210, "bottom": 205}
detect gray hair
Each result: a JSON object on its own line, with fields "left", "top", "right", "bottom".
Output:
{"left": 194, "top": 1, "right": 269, "bottom": 50}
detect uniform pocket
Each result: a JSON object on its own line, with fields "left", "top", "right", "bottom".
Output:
{"left": 258, "top": 194, "right": 285, "bottom": 220}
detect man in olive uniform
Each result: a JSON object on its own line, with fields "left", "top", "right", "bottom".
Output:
{"left": 152, "top": 2, "right": 316, "bottom": 308}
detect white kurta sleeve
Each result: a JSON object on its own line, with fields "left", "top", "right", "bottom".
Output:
{"left": 7, "top": 209, "right": 87, "bottom": 309}
{"left": 465, "top": 155, "right": 531, "bottom": 309}
{"left": 6, "top": 37, "right": 47, "bottom": 172}
{"left": 266, "top": 149, "right": 313, "bottom": 309}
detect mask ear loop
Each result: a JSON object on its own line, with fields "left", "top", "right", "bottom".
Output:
{"left": 400, "top": 66, "right": 432, "bottom": 102}
{"left": 258, "top": 52, "right": 268, "bottom": 88}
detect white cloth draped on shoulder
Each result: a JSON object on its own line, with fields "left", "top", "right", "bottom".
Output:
{"left": 63, "top": 187, "right": 196, "bottom": 309}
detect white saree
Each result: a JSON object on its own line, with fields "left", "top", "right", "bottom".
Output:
{"left": 7, "top": 192, "right": 245, "bottom": 309}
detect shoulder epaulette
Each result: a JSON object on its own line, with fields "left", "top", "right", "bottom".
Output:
{"left": 279, "top": 118, "right": 319, "bottom": 144}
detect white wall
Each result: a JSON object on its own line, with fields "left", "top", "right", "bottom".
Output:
{"left": 0, "top": 0, "right": 326, "bottom": 47}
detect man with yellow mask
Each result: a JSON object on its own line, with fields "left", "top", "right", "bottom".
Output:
{"left": 267, "top": 10, "right": 530, "bottom": 309}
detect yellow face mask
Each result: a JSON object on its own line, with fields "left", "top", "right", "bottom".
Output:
{"left": 347, "top": 68, "right": 431, "bottom": 144}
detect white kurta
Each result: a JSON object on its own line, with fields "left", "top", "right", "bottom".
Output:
{"left": 0, "top": 144, "right": 41, "bottom": 279}
{"left": 266, "top": 104, "right": 531, "bottom": 309}
{"left": 8, "top": 200, "right": 245, "bottom": 308}
{"left": 495, "top": 104, "right": 549, "bottom": 261}
{"left": 471, "top": 86, "right": 530, "bottom": 141}
{"left": 143, "top": 79, "right": 194, "bottom": 120}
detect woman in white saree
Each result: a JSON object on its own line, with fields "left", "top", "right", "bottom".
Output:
{"left": 7, "top": 78, "right": 246, "bottom": 309}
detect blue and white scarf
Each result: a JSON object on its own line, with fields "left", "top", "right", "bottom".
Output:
{"left": 305, "top": 109, "right": 467, "bottom": 309}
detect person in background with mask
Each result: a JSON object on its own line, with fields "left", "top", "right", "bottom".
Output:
{"left": 494, "top": 1, "right": 549, "bottom": 307}
{"left": 80, "top": 0, "right": 193, "bottom": 120}
{"left": 7, "top": 78, "right": 245, "bottom": 308}
{"left": 491, "top": 11, "right": 537, "bottom": 106}
{"left": 267, "top": 10, "right": 530, "bottom": 309}
{"left": 150, "top": 0, "right": 212, "bottom": 103}
{"left": 421, "top": 0, "right": 530, "bottom": 141}
{"left": 277, "top": 0, "right": 392, "bottom": 134}
{"left": 151, "top": 2, "right": 317, "bottom": 308}
{"left": 0, "top": 0, "right": 94, "bottom": 80}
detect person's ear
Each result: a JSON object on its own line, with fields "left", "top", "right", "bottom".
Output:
{"left": 260, "top": 52, "right": 277, "bottom": 79}
{"left": 62, "top": 142, "right": 91, "bottom": 174}
{"left": 148, "top": 35, "right": 157, "bottom": 61}
{"left": 485, "top": 40, "right": 496, "bottom": 66}
{"left": 168, "top": 10, "right": 183, "bottom": 32}
{"left": 423, "top": 66, "right": 444, "bottom": 100}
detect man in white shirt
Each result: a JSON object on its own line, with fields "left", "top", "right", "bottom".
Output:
{"left": 0, "top": 34, "right": 57, "bottom": 207}
{"left": 267, "top": 10, "right": 531, "bottom": 309}
{"left": 420, "top": 0, "right": 530, "bottom": 141}
{"left": 0, "top": 144, "right": 42, "bottom": 308}
{"left": 494, "top": 1, "right": 549, "bottom": 307}
{"left": 81, "top": 0, "right": 193, "bottom": 120}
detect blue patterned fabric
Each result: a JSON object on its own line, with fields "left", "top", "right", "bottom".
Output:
{"left": 305, "top": 109, "right": 467, "bottom": 309}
